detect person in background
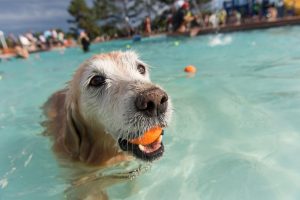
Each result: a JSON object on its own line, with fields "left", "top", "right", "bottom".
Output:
{"left": 57, "top": 32, "right": 65, "bottom": 46}
{"left": 218, "top": 9, "right": 227, "bottom": 26}
{"left": 51, "top": 29, "right": 58, "bottom": 41}
{"left": 253, "top": 0, "right": 263, "bottom": 20}
{"left": 204, "top": 13, "right": 211, "bottom": 27}
{"left": 25, "top": 32, "right": 37, "bottom": 44}
{"left": 172, "top": 1, "right": 194, "bottom": 33}
{"left": 7, "top": 34, "right": 18, "bottom": 47}
{"left": 79, "top": 31, "right": 90, "bottom": 53}
{"left": 209, "top": 12, "right": 219, "bottom": 28}
{"left": 267, "top": 4, "right": 278, "bottom": 21}
{"left": 276, "top": 0, "right": 285, "bottom": 18}
{"left": 14, "top": 45, "right": 29, "bottom": 59}
{"left": 44, "top": 30, "right": 53, "bottom": 48}
{"left": 286, "top": 0, "right": 295, "bottom": 16}
{"left": 144, "top": 16, "right": 152, "bottom": 36}
{"left": 38, "top": 34, "right": 47, "bottom": 50}
{"left": 233, "top": 10, "right": 242, "bottom": 25}
{"left": 262, "top": 0, "right": 270, "bottom": 17}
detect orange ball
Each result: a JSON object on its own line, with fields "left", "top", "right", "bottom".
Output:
{"left": 184, "top": 65, "right": 197, "bottom": 73}
{"left": 129, "top": 126, "right": 163, "bottom": 145}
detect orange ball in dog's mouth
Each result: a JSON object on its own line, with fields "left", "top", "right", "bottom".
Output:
{"left": 129, "top": 126, "right": 163, "bottom": 155}
{"left": 129, "top": 126, "right": 162, "bottom": 145}
{"left": 118, "top": 126, "right": 164, "bottom": 161}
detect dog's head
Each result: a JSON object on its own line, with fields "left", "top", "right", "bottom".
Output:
{"left": 66, "top": 51, "right": 172, "bottom": 162}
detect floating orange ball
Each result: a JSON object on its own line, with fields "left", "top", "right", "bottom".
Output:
{"left": 184, "top": 65, "right": 197, "bottom": 73}
{"left": 129, "top": 126, "right": 163, "bottom": 145}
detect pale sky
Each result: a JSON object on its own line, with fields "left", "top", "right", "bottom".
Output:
{"left": 0, "top": 0, "right": 73, "bottom": 34}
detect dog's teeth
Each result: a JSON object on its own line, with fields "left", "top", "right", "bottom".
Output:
{"left": 158, "top": 135, "right": 162, "bottom": 143}
{"left": 138, "top": 144, "right": 145, "bottom": 151}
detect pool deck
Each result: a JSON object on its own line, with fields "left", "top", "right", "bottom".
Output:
{"left": 0, "top": 47, "right": 62, "bottom": 61}
{"left": 0, "top": 53, "right": 16, "bottom": 61}
{"left": 168, "top": 16, "right": 300, "bottom": 37}
{"left": 2, "top": 16, "right": 300, "bottom": 61}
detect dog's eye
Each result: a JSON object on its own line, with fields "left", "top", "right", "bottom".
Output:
{"left": 89, "top": 75, "right": 105, "bottom": 87}
{"left": 137, "top": 64, "right": 146, "bottom": 75}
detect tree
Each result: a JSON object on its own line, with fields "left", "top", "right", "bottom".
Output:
{"left": 68, "top": 0, "right": 100, "bottom": 39}
{"left": 93, "top": 0, "right": 118, "bottom": 19}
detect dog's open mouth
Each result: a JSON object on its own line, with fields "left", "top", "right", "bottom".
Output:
{"left": 118, "top": 130, "right": 164, "bottom": 162}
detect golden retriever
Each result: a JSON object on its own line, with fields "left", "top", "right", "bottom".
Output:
{"left": 43, "top": 51, "right": 172, "bottom": 199}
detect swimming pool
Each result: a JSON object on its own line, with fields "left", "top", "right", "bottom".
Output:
{"left": 1, "top": 26, "right": 300, "bottom": 200}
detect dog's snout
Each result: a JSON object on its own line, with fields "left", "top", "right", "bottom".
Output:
{"left": 135, "top": 88, "right": 168, "bottom": 117}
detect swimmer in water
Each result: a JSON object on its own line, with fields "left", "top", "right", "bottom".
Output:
{"left": 79, "top": 31, "right": 90, "bottom": 53}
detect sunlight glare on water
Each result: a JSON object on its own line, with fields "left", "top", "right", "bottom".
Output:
{"left": 1, "top": 26, "right": 300, "bottom": 200}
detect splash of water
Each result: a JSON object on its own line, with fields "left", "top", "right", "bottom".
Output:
{"left": 208, "top": 34, "right": 233, "bottom": 47}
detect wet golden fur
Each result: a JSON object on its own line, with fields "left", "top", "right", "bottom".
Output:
{"left": 42, "top": 51, "right": 172, "bottom": 199}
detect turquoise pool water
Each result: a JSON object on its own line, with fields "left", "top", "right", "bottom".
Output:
{"left": 1, "top": 26, "right": 300, "bottom": 200}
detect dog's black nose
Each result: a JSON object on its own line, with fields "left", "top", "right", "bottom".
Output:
{"left": 135, "top": 88, "right": 168, "bottom": 117}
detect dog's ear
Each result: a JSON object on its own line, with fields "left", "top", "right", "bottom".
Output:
{"left": 64, "top": 102, "right": 120, "bottom": 165}
{"left": 64, "top": 103, "right": 82, "bottom": 158}
{"left": 65, "top": 102, "right": 93, "bottom": 162}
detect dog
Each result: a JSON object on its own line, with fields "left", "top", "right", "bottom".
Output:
{"left": 43, "top": 51, "right": 172, "bottom": 199}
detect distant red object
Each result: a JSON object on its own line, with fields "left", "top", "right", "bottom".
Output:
{"left": 184, "top": 65, "right": 197, "bottom": 73}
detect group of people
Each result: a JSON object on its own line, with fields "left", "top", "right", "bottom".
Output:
{"left": 2, "top": 29, "right": 75, "bottom": 59}
{"left": 1, "top": 0, "right": 299, "bottom": 59}
{"left": 11, "top": 30, "right": 69, "bottom": 50}
{"left": 1, "top": 29, "right": 93, "bottom": 59}
{"left": 168, "top": 0, "right": 298, "bottom": 33}
{"left": 202, "top": 9, "right": 242, "bottom": 28}
{"left": 167, "top": 1, "right": 234, "bottom": 33}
